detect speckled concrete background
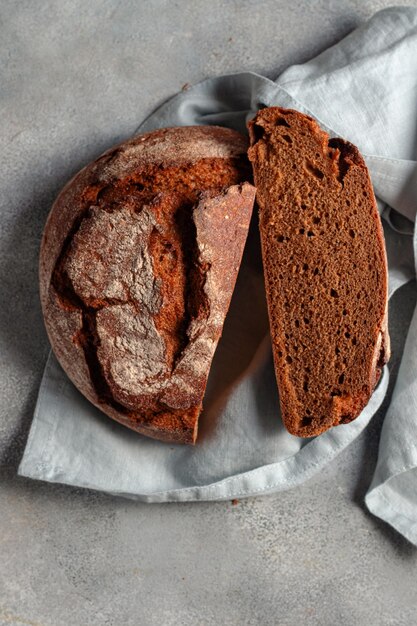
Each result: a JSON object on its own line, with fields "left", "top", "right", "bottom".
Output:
{"left": 1, "top": 1, "right": 417, "bottom": 625}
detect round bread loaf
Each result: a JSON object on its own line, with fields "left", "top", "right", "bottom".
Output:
{"left": 40, "top": 126, "right": 255, "bottom": 444}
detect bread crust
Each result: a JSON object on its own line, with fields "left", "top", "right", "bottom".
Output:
{"left": 40, "top": 126, "right": 255, "bottom": 444}
{"left": 248, "top": 107, "right": 390, "bottom": 437}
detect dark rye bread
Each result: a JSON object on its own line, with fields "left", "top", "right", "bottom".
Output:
{"left": 40, "top": 126, "right": 255, "bottom": 444}
{"left": 248, "top": 107, "right": 390, "bottom": 438}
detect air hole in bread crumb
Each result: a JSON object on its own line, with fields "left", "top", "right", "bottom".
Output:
{"left": 276, "top": 117, "right": 290, "bottom": 128}
{"left": 252, "top": 123, "right": 265, "bottom": 142}
{"left": 349, "top": 229, "right": 356, "bottom": 238}
{"left": 295, "top": 319, "right": 300, "bottom": 328}
{"left": 330, "top": 390, "right": 341, "bottom": 397}
{"left": 345, "top": 331, "right": 351, "bottom": 339}
{"left": 299, "top": 228, "right": 305, "bottom": 234}
{"left": 313, "top": 268, "right": 319, "bottom": 276}
{"left": 339, "top": 373, "right": 345, "bottom": 384}
{"left": 303, "top": 263, "right": 309, "bottom": 271}
{"left": 307, "top": 231, "right": 314, "bottom": 237}
{"left": 312, "top": 216, "right": 321, "bottom": 224}
{"left": 286, "top": 355, "right": 293, "bottom": 364}
{"left": 330, "top": 288, "right": 339, "bottom": 298}
{"left": 301, "top": 415, "right": 313, "bottom": 427}
{"left": 305, "top": 161, "right": 325, "bottom": 180}
{"left": 282, "top": 134, "right": 292, "bottom": 143}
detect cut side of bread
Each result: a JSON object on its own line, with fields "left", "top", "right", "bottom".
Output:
{"left": 41, "top": 126, "right": 255, "bottom": 444}
{"left": 248, "top": 107, "right": 390, "bottom": 438}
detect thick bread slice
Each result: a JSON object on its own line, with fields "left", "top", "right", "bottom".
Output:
{"left": 40, "top": 126, "right": 255, "bottom": 444}
{"left": 248, "top": 107, "right": 390, "bottom": 438}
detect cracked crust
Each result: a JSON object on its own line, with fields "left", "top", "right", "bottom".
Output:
{"left": 248, "top": 107, "right": 390, "bottom": 437}
{"left": 40, "top": 126, "right": 255, "bottom": 444}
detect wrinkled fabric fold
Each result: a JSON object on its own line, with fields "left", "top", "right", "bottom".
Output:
{"left": 19, "top": 7, "right": 417, "bottom": 545}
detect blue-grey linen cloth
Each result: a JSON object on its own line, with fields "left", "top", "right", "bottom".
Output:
{"left": 19, "top": 7, "right": 417, "bottom": 545}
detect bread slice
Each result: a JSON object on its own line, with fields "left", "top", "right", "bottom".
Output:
{"left": 40, "top": 126, "right": 255, "bottom": 444}
{"left": 248, "top": 107, "right": 390, "bottom": 437}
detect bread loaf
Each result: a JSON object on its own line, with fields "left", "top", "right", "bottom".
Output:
{"left": 248, "top": 107, "right": 390, "bottom": 437}
{"left": 40, "top": 126, "right": 255, "bottom": 444}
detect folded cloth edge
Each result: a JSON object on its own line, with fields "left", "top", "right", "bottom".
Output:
{"left": 19, "top": 360, "right": 389, "bottom": 503}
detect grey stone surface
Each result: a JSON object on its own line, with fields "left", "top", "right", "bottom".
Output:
{"left": 1, "top": 1, "right": 417, "bottom": 624}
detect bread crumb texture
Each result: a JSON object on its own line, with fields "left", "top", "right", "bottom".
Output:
{"left": 248, "top": 107, "right": 389, "bottom": 437}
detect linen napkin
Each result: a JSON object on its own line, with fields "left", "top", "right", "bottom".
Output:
{"left": 19, "top": 7, "right": 417, "bottom": 544}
